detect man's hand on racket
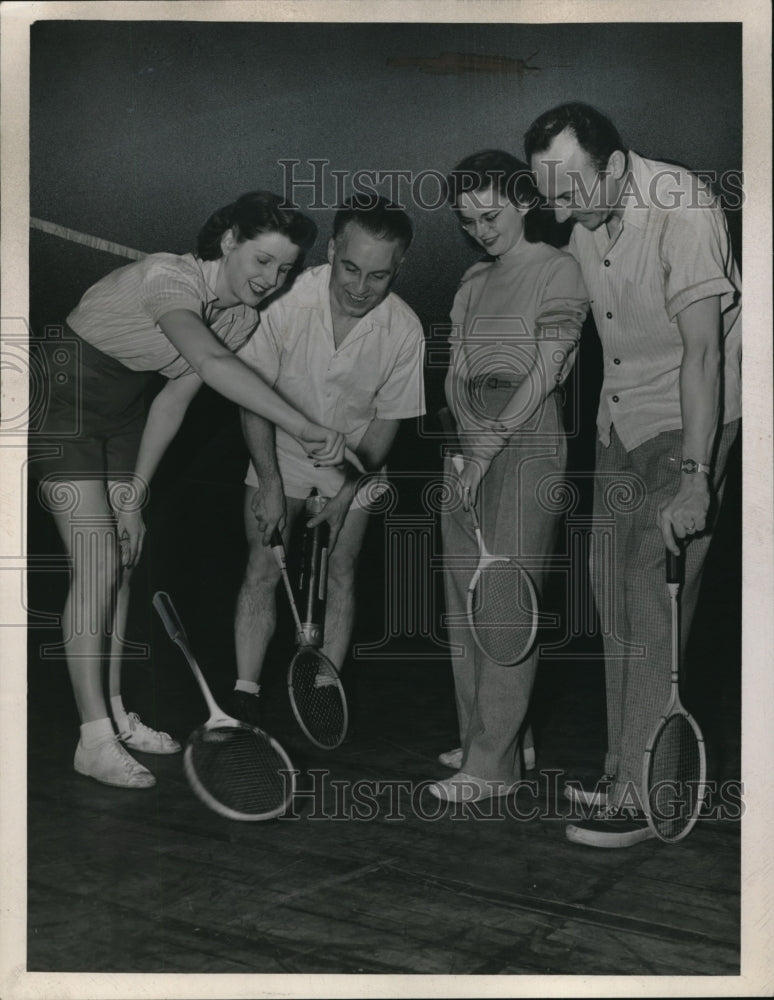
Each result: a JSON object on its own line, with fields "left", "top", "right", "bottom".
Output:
{"left": 306, "top": 482, "right": 355, "bottom": 551}
{"left": 297, "top": 421, "right": 346, "bottom": 466}
{"left": 251, "top": 479, "right": 287, "bottom": 546}
{"left": 115, "top": 509, "right": 146, "bottom": 569}
{"left": 658, "top": 476, "right": 711, "bottom": 554}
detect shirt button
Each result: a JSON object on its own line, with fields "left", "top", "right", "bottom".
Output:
{"left": 606, "top": 311, "right": 613, "bottom": 319}
{"left": 612, "top": 394, "right": 619, "bottom": 402}
{"left": 604, "top": 259, "right": 611, "bottom": 267}
{"left": 613, "top": 358, "right": 621, "bottom": 365}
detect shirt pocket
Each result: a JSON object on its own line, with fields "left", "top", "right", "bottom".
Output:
{"left": 332, "top": 385, "right": 377, "bottom": 432}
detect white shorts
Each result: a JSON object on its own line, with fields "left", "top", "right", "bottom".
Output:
{"left": 244, "top": 456, "right": 389, "bottom": 512}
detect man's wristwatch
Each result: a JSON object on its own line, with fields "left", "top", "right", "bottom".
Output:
{"left": 680, "top": 458, "right": 711, "bottom": 475}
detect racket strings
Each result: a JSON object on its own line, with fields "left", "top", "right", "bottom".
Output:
{"left": 187, "top": 726, "right": 293, "bottom": 819}
{"left": 470, "top": 559, "right": 536, "bottom": 665}
{"left": 646, "top": 714, "right": 703, "bottom": 840}
{"left": 290, "top": 649, "right": 347, "bottom": 749}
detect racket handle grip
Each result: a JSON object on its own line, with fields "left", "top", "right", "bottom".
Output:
{"left": 299, "top": 491, "right": 329, "bottom": 648}
{"left": 269, "top": 529, "right": 292, "bottom": 580}
{"left": 666, "top": 547, "right": 683, "bottom": 585}
{"left": 153, "top": 591, "right": 187, "bottom": 643}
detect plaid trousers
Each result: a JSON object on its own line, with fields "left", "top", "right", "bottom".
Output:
{"left": 590, "top": 420, "right": 740, "bottom": 807}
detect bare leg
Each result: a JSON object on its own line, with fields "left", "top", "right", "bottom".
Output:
{"left": 105, "top": 561, "right": 180, "bottom": 753}
{"left": 320, "top": 506, "right": 370, "bottom": 671}
{"left": 39, "top": 477, "right": 155, "bottom": 786}
{"left": 39, "top": 478, "right": 120, "bottom": 723}
{"left": 107, "top": 566, "right": 132, "bottom": 700}
{"left": 234, "top": 490, "right": 305, "bottom": 683}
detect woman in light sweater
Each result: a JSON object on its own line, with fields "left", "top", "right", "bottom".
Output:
{"left": 434, "top": 152, "right": 589, "bottom": 802}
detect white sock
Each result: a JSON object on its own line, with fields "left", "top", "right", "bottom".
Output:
{"left": 234, "top": 680, "right": 260, "bottom": 696}
{"left": 110, "top": 695, "right": 129, "bottom": 729}
{"left": 80, "top": 717, "right": 114, "bottom": 748}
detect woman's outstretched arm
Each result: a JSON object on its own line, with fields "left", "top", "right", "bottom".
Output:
{"left": 158, "top": 308, "right": 345, "bottom": 464}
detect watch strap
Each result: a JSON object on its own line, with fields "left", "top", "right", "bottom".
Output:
{"left": 681, "top": 458, "right": 711, "bottom": 475}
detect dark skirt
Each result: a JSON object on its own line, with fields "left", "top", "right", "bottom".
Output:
{"left": 29, "top": 325, "right": 157, "bottom": 482}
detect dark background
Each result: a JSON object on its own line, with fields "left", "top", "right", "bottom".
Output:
{"left": 30, "top": 20, "right": 742, "bottom": 329}
{"left": 27, "top": 19, "right": 741, "bottom": 777}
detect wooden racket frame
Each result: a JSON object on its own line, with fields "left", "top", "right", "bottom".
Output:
{"left": 270, "top": 530, "right": 348, "bottom": 749}
{"left": 450, "top": 454, "right": 539, "bottom": 667}
{"left": 641, "top": 550, "right": 707, "bottom": 843}
{"left": 153, "top": 591, "right": 296, "bottom": 821}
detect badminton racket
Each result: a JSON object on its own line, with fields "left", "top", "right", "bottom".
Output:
{"left": 270, "top": 529, "right": 348, "bottom": 749}
{"left": 153, "top": 591, "right": 296, "bottom": 821}
{"left": 641, "top": 548, "right": 707, "bottom": 842}
{"left": 449, "top": 454, "right": 539, "bottom": 666}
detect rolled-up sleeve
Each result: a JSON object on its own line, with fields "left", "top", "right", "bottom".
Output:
{"left": 661, "top": 202, "right": 738, "bottom": 320}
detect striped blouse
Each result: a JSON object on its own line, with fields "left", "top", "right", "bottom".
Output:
{"left": 66, "top": 253, "right": 260, "bottom": 379}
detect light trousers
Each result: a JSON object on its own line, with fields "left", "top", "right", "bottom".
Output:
{"left": 441, "top": 388, "right": 567, "bottom": 783}
{"left": 590, "top": 420, "right": 740, "bottom": 806}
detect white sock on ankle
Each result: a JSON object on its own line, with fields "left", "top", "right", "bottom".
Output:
{"left": 80, "top": 717, "right": 114, "bottom": 748}
{"left": 234, "top": 680, "right": 260, "bottom": 696}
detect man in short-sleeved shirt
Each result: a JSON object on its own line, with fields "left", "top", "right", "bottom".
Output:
{"left": 229, "top": 196, "right": 425, "bottom": 725}
{"left": 527, "top": 102, "right": 741, "bottom": 848}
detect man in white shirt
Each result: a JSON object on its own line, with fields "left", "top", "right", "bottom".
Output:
{"left": 230, "top": 196, "right": 426, "bottom": 726}
{"left": 526, "top": 102, "right": 741, "bottom": 848}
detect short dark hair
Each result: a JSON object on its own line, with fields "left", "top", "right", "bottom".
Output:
{"left": 446, "top": 149, "right": 547, "bottom": 244}
{"left": 197, "top": 190, "right": 317, "bottom": 260}
{"left": 332, "top": 195, "right": 413, "bottom": 255}
{"left": 524, "top": 102, "right": 626, "bottom": 171}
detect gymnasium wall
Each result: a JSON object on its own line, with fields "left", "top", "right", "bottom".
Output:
{"left": 30, "top": 19, "right": 742, "bottom": 337}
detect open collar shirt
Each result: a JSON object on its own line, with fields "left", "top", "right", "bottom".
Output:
{"left": 568, "top": 151, "right": 742, "bottom": 450}
{"left": 237, "top": 263, "right": 425, "bottom": 496}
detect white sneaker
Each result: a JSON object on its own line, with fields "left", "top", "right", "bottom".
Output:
{"left": 74, "top": 736, "right": 156, "bottom": 789}
{"left": 437, "top": 747, "right": 463, "bottom": 768}
{"left": 118, "top": 712, "right": 181, "bottom": 754}
{"left": 427, "top": 771, "right": 515, "bottom": 803}
{"left": 438, "top": 745, "right": 534, "bottom": 771}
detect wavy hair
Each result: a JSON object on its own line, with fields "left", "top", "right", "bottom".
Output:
{"left": 197, "top": 191, "right": 317, "bottom": 260}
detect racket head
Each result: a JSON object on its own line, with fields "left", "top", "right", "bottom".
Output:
{"left": 643, "top": 709, "right": 706, "bottom": 842}
{"left": 466, "top": 557, "right": 539, "bottom": 666}
{"left": 288, "top": 647, "right": 348, "bottom": 749}
{"left": 184, "top": 720, "right": 296, "bottom": 821}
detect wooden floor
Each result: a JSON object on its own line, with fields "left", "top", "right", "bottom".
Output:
{"left": 25, "top": 417, "right": 742, "bottom": 978}
{"left": 26, "top": 658, "right": 741, "bottom": 977}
